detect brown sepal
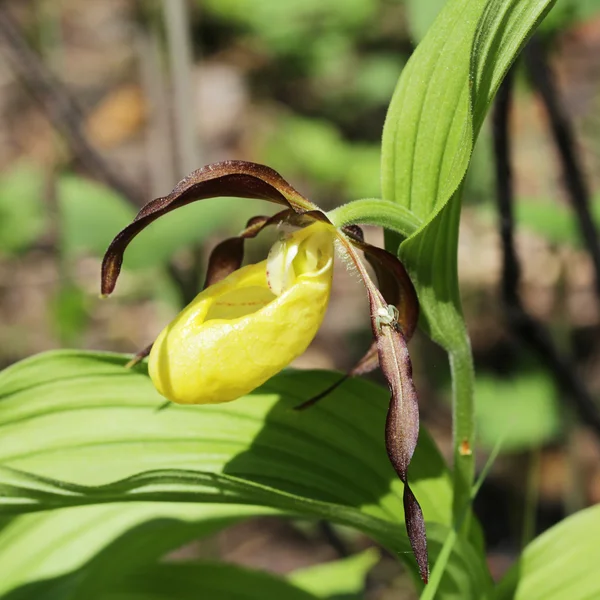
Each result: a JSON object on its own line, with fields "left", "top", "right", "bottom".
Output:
{"left": 371, "top": 287, "right": 429, "bottom": 583}
{"left": 337, "top": 236, "right": 428, "bottom": 583}
{"left": 101, "top": 161, "right": 318, "bottom": 296}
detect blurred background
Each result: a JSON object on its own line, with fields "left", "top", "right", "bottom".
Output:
{"left": 0, "top": 0, "right": 599, "bottom": 596}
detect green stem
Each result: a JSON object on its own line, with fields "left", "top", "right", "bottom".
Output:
{"left": 449, "top": 332, "right": 476, "bottom": 528}
{"left": 327, "top": 199, "right": 422, "bottom": 238}
{"left": 422, "top": 434, "right": 503, "bottom": 600}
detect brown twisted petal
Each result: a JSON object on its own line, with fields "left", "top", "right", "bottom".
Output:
{"left": 337, "top": 236, "right": 428, "bottom": 583}
{"left": 101, "top": 161, "right": 318, "bottom": 296}
{"left": 370, "top": 286, "right": 428, "bottom": 584}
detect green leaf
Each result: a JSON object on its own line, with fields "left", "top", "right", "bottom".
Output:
{"left": 103, "top": 562, "right": 323, "bottom": 600}
{"left": 405, "top": 0, "right": 447, "bottom": 42}
{"left": 381, "top": 0, "right": 556, "bottom": 518}
{"left": 288, "top": 549, "right": 379, "bottom": 598}
{"left": 496, "top": 504, "right": 600, "bottom": 600}
{"left": 49, "top": 282, "right": 89, "bottom": 346}
{"left": 0, "top": 503, "right": 267, "bottom": 598}
{"left": 0, "top": 351, "right": 490, "bottom": 597}
{"left": 58, "top": 175, "right": 134, "bottom": 260}
{"left": 475, "top": 372, "right": 562, "bottom": 452}
{"left": 0, "top": 163, "right": 46, "bottom": 255}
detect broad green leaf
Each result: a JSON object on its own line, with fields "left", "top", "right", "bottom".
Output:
{"left": 475, "top": 372, "right": 561, "bottom": 451}
{"left": 381, "top": 0, "right": 556, "bottom": 516}
{"left": 58, "top": 175, "right": 266, "bottom": 269}
{"left": 287, "top": 548, "right": 379, "bottom": 598}
{"left": 496, "top": 504, "right": 600, "bottom": 600}
{"left": 0, "top": 503, "right": 268, "bottom": 598}
{"left": 0, "top": 163, "right": 46, "bottom": 255}
{"left": 0, "top": 351, "right": 490, "bottom": 597}
{"left": 102, "top": 562, "right": 322, "bottom": 600}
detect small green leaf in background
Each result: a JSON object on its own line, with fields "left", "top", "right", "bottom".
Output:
{"left": 288, "top": 548, "right": 379, "bottom": 599}
{"left": 58, "top": 174, "right": 134, "bottom": 260}
{"left": 49, "top": 282, "right": 89, "bottom": 346}
{"left": 264, "top": 116, "right": 350, "bottom": 189}
{"left": 475, "top": 372, "right": 562, "bottom": 452}
{"left": 264, "top": 116, "right": 381, "bottom": 200}
{"left": 0, "top": 503, "right": 267, "bottom": 598}
{"left": 496, "top": 504, "right": 600, "bottom": 599}
{"left": 202, "top": 0, "right": 375, "bottom": 57}
{"left": 475, "top": 195, "right": 600, "bottom": 248}
{"left": 405, "top": 0, "right": 447, "bottom": 42}
{"left": 0, "top": 163, "right": 46, "bottom": 255}
{"left": 541, "top": 0, "right": 600, "bottom": 33}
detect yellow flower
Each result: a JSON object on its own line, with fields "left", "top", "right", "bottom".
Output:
{"left": 148, "top": 223, "right": 335, "bottom": 404}
{"left": 101, "top": 160, "right": 427, "bottom": 581}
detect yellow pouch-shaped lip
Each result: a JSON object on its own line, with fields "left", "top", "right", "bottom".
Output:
{"left": 149, "top": 223, "right": 335, "bottom": 404}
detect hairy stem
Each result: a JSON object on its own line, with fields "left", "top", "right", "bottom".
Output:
{"left": 328, "top": 199, "right": 421, "bottom": 238}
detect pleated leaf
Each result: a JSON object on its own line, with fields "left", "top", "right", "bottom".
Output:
{"left": 0, "top": 351, "right": 491, "bottom": 597}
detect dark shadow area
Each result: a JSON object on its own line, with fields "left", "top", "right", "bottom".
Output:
{"left": 223, "top": 368, "right": 447, "bottom": 513}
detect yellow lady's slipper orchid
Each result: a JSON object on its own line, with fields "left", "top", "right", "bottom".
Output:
{"left": 148, "top": 222, "right": 335, "bottom": 404}
{"left": 101, "top": 160, "right": 427, "bottom": 581}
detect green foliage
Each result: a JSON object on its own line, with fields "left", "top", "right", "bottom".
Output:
{"left": 475, "top": 195, "right": 600, "bottom": 247}
{"left": 381, "top": 0, "right": 556, "bottom": 522}
{"left": 0, "top": 351, "right": 491, "bottom": 597}
{"left": 405, "top": 0, "right": 447, "bottom": 42}
{"left": 496, "top": 504, "right": 600, "bottom": 599}
{"left": 3, "top": 0, "right": 593, "bottom": 596}
{"left": 288, "top": 549, "right": 379, "bottom": 598}
{"left": 49, "top": 282, "right": 89, "bottom": 346}
{"left": 103, "top": 562, "right": 324, "bottom": 600}
{"left": 203, "top": 0, "right": 375, "bottom": 56}
{"left": 475, "top": 372, "right": 562, "bottom": 451}
{"left": 0, "top": 163, "right": 46, "bottom": 255}
{"left": 58, "top": 174, "right": 132, "bottom": 260}
{"left": 0, "top": 504, "right": 261, "bottom": 598}
{"left": 517, "top": 197, "right": 600, "bottom": 247}
{"left": 264, "top": 115, "right": 381, "bottom": 199}
{"left": 542, "top": 0, "right": 600, "bottom": 32}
